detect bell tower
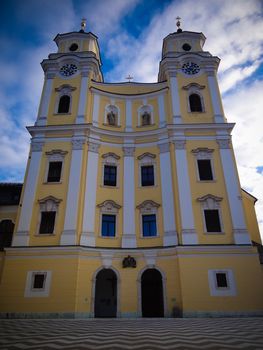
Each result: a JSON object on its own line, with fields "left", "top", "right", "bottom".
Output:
{"left": 158, "top": 18, "right": 225, "bottom": 124}
{"left": 36, "top": 19, "right": 103, "bottom": 126}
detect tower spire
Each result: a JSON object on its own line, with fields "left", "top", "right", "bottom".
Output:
{"left": 176, "top": 16, "right": 182, "bottom": 33}
{"left": 80, "top": 18, "right": 87, "bottom": 32}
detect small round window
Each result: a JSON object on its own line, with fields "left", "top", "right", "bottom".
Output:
{"left": 69, "top": 43, "right": 78, "bottom": 52}
{"left": 182, "top": 43, "right": 191, "bottom": 51}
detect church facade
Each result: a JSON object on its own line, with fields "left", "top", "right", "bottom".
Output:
{"left": 0, "top": 22, "right": 262, "bottom": 318}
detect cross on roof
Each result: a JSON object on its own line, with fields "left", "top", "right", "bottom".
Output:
{"left": 126, "top": 74, "right": 133, "bottom": 82}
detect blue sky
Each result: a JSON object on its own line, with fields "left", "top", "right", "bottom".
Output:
{"left": 1, "top": 0, "right": 263, "bottom": 235}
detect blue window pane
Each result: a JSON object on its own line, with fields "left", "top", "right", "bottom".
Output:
{"left": 102, "top": 214, "right": 116, "bottom": 237}
{"left": 142, "top": 214, "right": 157, "bottom": 237}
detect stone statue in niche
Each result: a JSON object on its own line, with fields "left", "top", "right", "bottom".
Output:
{"left": 141, "top": 111, "right": 151, "bottom": 126}
{"left": 122, "top": 255, "right": 136, "bottom": 268}
{"left": 107, "top": 111, "right": 117, "bottom": 126}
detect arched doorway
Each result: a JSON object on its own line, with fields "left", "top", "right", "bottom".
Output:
{"left": 94, "top": 269, "right": 117, "bottom": 318}
{"left": 141, "top": 268, "right": 164, "bottom": 317}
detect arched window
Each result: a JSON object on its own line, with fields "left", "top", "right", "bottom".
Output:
{"left": 0, "top": 219, "right": 14, "bottom": 248}
{"left": 58, "top": 95, "right": 70, "bottom": 113}
{"left": 189, "top": 93, "right": 202, "bottom": 112}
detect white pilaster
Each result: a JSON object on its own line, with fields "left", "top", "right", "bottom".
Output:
{"left": 122, "top": 146, "right": 136, "bottom": 248}
{"left": 80, "top": 142, "right": 100, "bottom": 246}
{"left": 60, "top": 138, "right": 85, "bottom": 245}
{"left": 92, "top": 94, "right": 100, "bottom": 127}
{"left": 207, "top": 71, "right": 224, "bottom": 123}
{"left": 158, "top": 143, "right": 178, "bottom": 246}
{"left": 217, "top": 139, "right": 250, "bottom": 244}
{"left": 76, "top": 71, "right": 89, "bottom": 124}
{"left": 174, "top": 140, "right": 198, "bottom": 244}
{"left": 13, "top": 141, "right": 44, "bottom": 246}
{"left": 36, "top": 73, "right": 55, "bottom": 126}
{"left": 170, "top": 74, "right": 181, "bottom": 124}
{"left": 125, "top": 99, "right": 133, "bottom": 131}
{"left": 158, "top": 94, "right": 166, "bottom": 128}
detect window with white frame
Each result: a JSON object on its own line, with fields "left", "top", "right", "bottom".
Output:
{"left": 97, "top": 200, "right": 121, "bottom": 238}
{"left": 45, "top": 150, "right": 67, "bottom": 183}
{"left": 24, "top": 271, "right": 52, "bottom": 297}
{"left": 101, "top": 152, "right": 120, "bottom": 187}
{"left": 182, "top": 83, "right": 205, "bottom": 113}
{"left": 197, "top": 194, "right": 223, "bottom": 233}
{"left": 138, "top": 105, "right": 153, "bottom": 126}
{"left": 137, "top": 200, "right": 160, "bottom": 237}
{"left": 191, "top": 148, "right": 215, "bottom": 181}
{"left": 138, "top": 153, "right": 157, "bottom": 187}
{"left": 105, "top": 105, "right": 119, "bottom": 126}
{"left": 54, "top": 84, "right": 76, "bottom": 114}
{"left": 208, "top": 269, "right": 236, "bottom": 296}
{"left": 37, "top": 196, "right": 61, "bottom": 235}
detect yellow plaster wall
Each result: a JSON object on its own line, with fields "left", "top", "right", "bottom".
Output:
{"left": 178, "top": 252, "right": 263, "bottom": 313}
{"left": 242, "top": 191, "right": 262, "bottom": 244}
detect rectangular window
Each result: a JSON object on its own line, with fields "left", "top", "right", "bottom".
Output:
{"left": 47, "top": 161, "right": 62, "bottom": 182}
{"left": 204, "top": 209, "right": 221, "bottom": 232}
{"left": 39, "top": 211, "right": 56, "bottom": 234}
{"left": 197, "top": 159, "right": 213, "bottom": 180}
{"left": 141, "top": 165, "right": 154, "bottom": 186}
{"left": 33, "top": 273, "right": 46, "bottom": 289}
{"left": 104, "top": 165, "right": 117, "bottom": 186}
{"left": 142, "top": 214, "right": 157, "bottom": 237}
{"left": 101, "top": 214, "right": 116, "bottom": 237}
{"left": 216, "top": 273, "right": 228, "bottom": 288}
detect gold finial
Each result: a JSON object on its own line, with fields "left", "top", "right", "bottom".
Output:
{"left": 176, "top": 16, "right": 182, "bottom": 32}
{"left": 125, "top": 74, "right": 133, "bottom": 82}
{"left": 81, "top": 18, "right": 87, "bottom": 32}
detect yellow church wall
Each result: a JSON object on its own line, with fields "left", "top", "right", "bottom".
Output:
{"left": 0, "top": 254, "right": 79, "bottom": 313}
{"left": 242, "top": 190, "right": 261, "bottom": 244}
{"left": 91, "top": 82, "right": 167, "bottom": 95}
{"left": 186, "top": 140, "right": 233, "bottom": 244}
{"left": 46, "top": 76, "right": 81, "bottom": 125}
{"left": 178, "top": 250, "right": 263, "bottom": 314}
{"left": 177, "top": 74, "right": 214, "bottom": 123}
{"left": 28, "top": 142, "right": 73, "bottom": 246}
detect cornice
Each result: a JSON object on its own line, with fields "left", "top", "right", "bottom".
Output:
{"left": 27, "top": 123, "right": 235, "bottom": 142}
{"left": 90, "top": 86, "right": 169, "bottom": 99}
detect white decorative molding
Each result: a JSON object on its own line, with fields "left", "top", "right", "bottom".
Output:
{"left": 24, "top": 271, "right": 52, "bottom": 298}
{"left": 45, "top": 72, "right": 56, "bottom": 79}
{"left": 88, "top": 142, "right": 100, "bottom": 153}
{"left": 208, "top": 269, "right": 237, "bottom": 296}
{"left": 125, "top": 99, "right": 133, "bottom": 131}
{"left": 45, "top": 149, "right": 68, "bottom": 156}
{"left": 217, "top": 139, "right": 231, "bottom": 149}
{"left": 13, "top": 149, "right": 42, "bottom": 246}
{"left": 102, "top": 152, "right": 120, "bottom": 160}
{"left": 81, "top": 147, "right": 99, "bottom": 246}
{"left": 92, "top": 94, "right": 100, "bottom": 127}
{"left": 55, "top": 84, "right": 76, "bottom": 92}
{"left": 191, "top": 147, "right": 214, "bottom": 156}
{"left": 36, "top": 76, "right": 54, "bottom": 125}
{"left": 182, "top": 83, "right": 205, "bottom": 90}
{"left": 31, "top": 141, "right": 44, "bottom": 152}
{"left": 137, "top": 104, "right": 153, "bottom": 127}
{"left": 77, "top": 74, "right": 89, "bottom": 124}
{"left": 207, "top": 74, "right": 225, "bottom": 123}
{"left": 173, "top": 140, "right": 186, "bottom": 149}
{"left": 218, "top": 145, "right": 250, "bottom": 244}
{"left": 72, "top": 138, "right": 85, "bottom": 150}
{"left": 101, "top": 252, "right": 113, "bottom": 268}
{"left": 158, "top": 94, "right": 166, "bottom": 127}
{"left": 137, "top": 152, "right": 156, "bottom": 160}
{"left": 197, "top": 194, "right": 223, "bottom": 204}
{"left": 123, "top": 147, "right": 135, "bottom": 156}
{"left": 97, "top": 200, "right": 121, "bottom": 211}
{"left": 181, "top": 229, "right": 198, "bottom": 245}
{"left": 136, "top": 200, "right": 160, "bottom": 211}
{"left": 143, "top": 251, "right": 157, "bottom": 266}
{"left": 158, "top": 143, "right": 170, "bottom": 153}
{"left": 122, "top": 150, "right": 136, "bottom": 247}
{"left": 170, "top": 76, "right": 181, "bottom": 124}
{"left": 174, "top": 146, "right": 198, "bottom": 245}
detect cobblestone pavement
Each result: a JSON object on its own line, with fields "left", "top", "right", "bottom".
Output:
{"left": 1, "top": 318, "right": 263, "bottom": 350}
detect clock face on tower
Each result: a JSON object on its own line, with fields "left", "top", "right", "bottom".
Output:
{"left": 182, "top": 62, "right": 200, "bottom": 75}
{"left": 59, "top": 63, "right": 78, "bottom": 77}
